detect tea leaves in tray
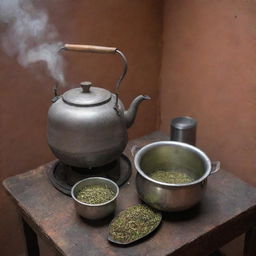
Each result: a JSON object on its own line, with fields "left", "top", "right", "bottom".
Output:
{"left": 109, "top": 204, "right": 161, "bottom": 244}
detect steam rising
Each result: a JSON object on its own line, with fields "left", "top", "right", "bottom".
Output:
{"left": 0, "top": 0, "right": 65, "bottom": 84}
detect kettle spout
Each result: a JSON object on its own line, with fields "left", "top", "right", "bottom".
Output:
{"left": 124, "top": 95, "right": 151, "bottom": 128}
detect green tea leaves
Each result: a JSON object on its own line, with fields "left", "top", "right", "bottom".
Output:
{"left": 76, "top": 185, "right": 115, "bottom": 204}
{"left": 108, "top": 204, "right": 162, "bottom": 244}
{"left": 149, "top": 169, "right": 195, "bottom": 184}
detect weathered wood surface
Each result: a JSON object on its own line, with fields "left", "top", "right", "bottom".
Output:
{"left": 3, "top": 131, "right": 256, "bottom": 256}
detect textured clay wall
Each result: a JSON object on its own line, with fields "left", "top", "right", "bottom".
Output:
{"left": 160, "top": 0, "right": 256, "bottom": 187}
{"left": 160, "top": 2, "right": 256, "bottom": 253}
{"left": 0, "top": 1, "right": 162, "bottom": 255}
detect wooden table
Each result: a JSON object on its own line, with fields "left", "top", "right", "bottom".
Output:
{"left": 3, "top": 131, "right": 256, "bottom": 256}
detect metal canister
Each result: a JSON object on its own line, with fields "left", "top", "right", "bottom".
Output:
{"left": 170, "top": 116, "right": 197, "bottom": 145}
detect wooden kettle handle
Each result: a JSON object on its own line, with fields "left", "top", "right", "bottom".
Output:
{"left": 63, "top": 44, "right": 117, "bottom": 54}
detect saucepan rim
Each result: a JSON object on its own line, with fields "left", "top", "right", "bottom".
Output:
{"left": 134, "top": 141, "right": 212, "bottom": 187}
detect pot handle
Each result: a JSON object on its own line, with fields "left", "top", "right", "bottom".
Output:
{"left": 56, "top": 44, "right": 128, "bottom": 114}
{"left": 131, "top": 145, "right": 142, "bottom": 158}
{"left": 210, "top": 161, "right": 221, "bottom": 175}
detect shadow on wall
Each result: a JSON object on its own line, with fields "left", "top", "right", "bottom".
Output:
{"left": 160, "top": 0, "right": 256, "bottom": 187}
{"left": 160, "top": 2, "right": 256, "bottom": 255}
{"left": 0, "top": 1, "right": 162, "bottom": 255}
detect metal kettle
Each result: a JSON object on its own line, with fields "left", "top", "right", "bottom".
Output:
{"left": 47, "top": 44, "right": 150, "bottom": 168}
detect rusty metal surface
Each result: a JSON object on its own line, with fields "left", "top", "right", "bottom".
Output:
{"left": 3, "top": 131, "right": 256, "bottom": 256}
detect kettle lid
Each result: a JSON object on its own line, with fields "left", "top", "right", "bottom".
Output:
{"left": 62, "top": 81, "right": 111, "bottom": 106}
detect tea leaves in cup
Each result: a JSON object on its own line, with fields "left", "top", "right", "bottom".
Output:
{"left": 77, "top": 184, "right": 115, "bottom": 204}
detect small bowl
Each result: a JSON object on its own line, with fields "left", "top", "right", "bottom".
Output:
{"left": 71, "top": 177, "right": 119, "bottom": 220}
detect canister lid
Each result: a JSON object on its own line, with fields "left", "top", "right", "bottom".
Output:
{"left": 171, "top": 116, "right": 197, "bottom": 130}
{"left": 62, "top": 81, "right": 112, "bottom": 106}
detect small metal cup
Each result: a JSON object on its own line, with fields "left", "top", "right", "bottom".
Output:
{"left": 71, "top": 177, "right": 119, "bottom": 220}
{"left": 170, "top": 116, "right": 197, "bottom": 145}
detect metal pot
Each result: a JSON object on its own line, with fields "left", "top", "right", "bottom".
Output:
{"left": 134, "top": 141, "right": 220, "bottom": 212}
{"left": 48, "top": 44, "right": 150, "bottom": 168}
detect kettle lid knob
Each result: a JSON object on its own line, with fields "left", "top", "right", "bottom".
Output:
{"left": 80, "top": 81, "right": 92, "bottom": 93}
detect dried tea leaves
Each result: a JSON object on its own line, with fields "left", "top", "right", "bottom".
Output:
{"left": 76, "top": 184, "right": 115, "bottom": 204}
{"left": 108, "top": 204, "right": 161, "bottom": 244}
{"left": 149, "top": 169, "right": 195, "bottom": 184}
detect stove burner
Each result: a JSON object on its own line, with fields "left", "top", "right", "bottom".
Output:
{"left": 47, "top": 154, "right": 132, "bottom": 196}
